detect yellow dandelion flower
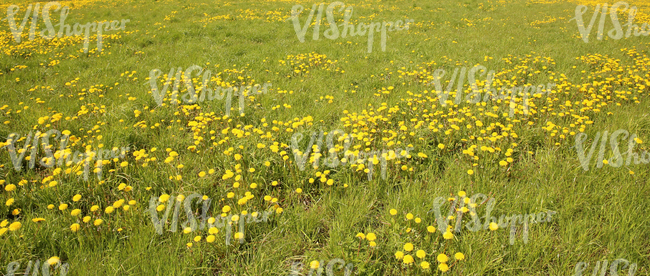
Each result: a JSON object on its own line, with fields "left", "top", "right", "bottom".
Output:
{"left": 159, "top": 194, "right": 170, "bottom": 203}
{"left": 46, "top": 256, "right": 60, "bottom": 266}
{"left": 437, "top": 253, "right": 449, "bottom": 263}
{"left": 395, "top": 251, "right": 404, "bottom": 260}
{"left": 310, "top": 260, "right": 320, "bottom": 269}
{"left": 489, "top": 222, "right": 499, "bottom": 231}
{"left": 9, "top": 221, "right": 22, "bottom": 231}
{"left": 70, "top": 223, "right": 80, "bottom": 232}
{"left": 206, "top": 235, "right": 216, "bottom": 243}
{"left": 113, "top": 200, "right": 124, "bottom": 208}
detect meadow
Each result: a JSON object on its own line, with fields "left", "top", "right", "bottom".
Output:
{"left": 0, "top": 0, "right": 649, "bottom": 275}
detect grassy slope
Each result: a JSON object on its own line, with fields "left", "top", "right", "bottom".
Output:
{"left": 0, "top": 0, "right": 649, "bottom": 275}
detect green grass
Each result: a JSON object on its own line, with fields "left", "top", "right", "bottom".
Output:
{"left": 0, "top": 0, "right": 649, "bottom": 275}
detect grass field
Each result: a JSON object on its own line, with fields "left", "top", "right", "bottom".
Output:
{"left": 0, "top": 0, "right": 650, "bottom": 275}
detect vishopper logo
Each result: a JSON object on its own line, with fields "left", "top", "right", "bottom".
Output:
{"left": 3, "top": 1, "right": 129, "bottom": 53}
{"left": 148, "top": 66, "right": 271, "bottom": 116}
{"left": 574, "top": 129, "right": 649, "bottom": 171}
{"left": 289, "top": 2, "right": 414, "bottom": 53}
{"left": 570, "top": 1, "right": 648, "bottom": 43}
{"left": 428, "top": 65, "right": 555, "bottom": 117}
{"left": 5, "top": 257, "right": 69, "bottom": 276}
{"left": 1, "top": 129, "right": 129, "bottom": 181}
{"left": 289, "top": 258, "right": 354, "bottom": 276}
{"left": 430, "top": 192, "right": 556, "bottom": 245}
{"left": 290, "top": 129, "right": 413, "bottom": 180}
{"left": 148, "top": 193, "right": 277, "bottom": 245}
{"left": 574, "top": 258, "right": 638, "bottom": 276}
